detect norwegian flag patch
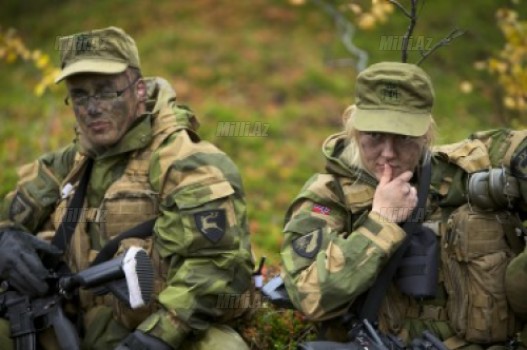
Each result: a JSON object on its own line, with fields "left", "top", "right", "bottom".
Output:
{"left": 312, "top": 204, "right": 331, "bottom": 216}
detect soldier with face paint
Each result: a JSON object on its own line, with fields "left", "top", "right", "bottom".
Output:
{"left": 0, "top": 27, "right": 253, "bottom": 350}
{"left": 281, "top": 62, "right": 527, "bottom": 349}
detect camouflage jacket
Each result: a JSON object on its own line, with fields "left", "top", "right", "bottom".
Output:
{"left": 281, "top": 129, "right": 527, "bottom": 346}
{"left": 0, "top": 77, "right": 254, "bottom": 348}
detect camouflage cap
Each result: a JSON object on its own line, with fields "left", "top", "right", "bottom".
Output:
{"left": 54, "top": 26, "right": 140, "bottom": 83}
{"left": 351, "top": 62, "right": 434, "bottom": 137}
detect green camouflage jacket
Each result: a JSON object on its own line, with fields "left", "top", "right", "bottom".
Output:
{"left": 281, "top": 129, "right": 527, "bottom": 346}
{"left": 0, "top": 77, "right": 254, "bottom": 348}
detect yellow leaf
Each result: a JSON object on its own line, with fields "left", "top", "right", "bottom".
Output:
{"left": 504, "top": 96, "right": 516, "bottom": 109}
{"left": 459, "top": 81, "right": 473, "bottom": 94}
{"left": 488, "top": 58, "right": 508, "bottom": 74}
{"left": 6, "top": 51, "right": 17, "bottom": 63}
{"left": 358, "top": 14, "right": 376, "bottom": 30}
{"left": 381, "top": 2, "right": 394, "bottom": 14}
{"left": 35, "top": 54, "right": 49, "bottom": 69}
{"left": 34, "top": 82, "right": 45, "bottom": 96}
{"left": 473, "top": 61, "right": 487, "bottom": 70}
{"left": 31, "top": 49, "right": 42, "bottom": 60}
{"left": 50, "top": 68, "right": 61, "bottom": 79}
{"left": 349, "top": 4, "right": 362, "bottom": 15}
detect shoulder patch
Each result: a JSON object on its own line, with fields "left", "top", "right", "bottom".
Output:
{"left": 9, "top": 191, "right": 34, "bottom": 227}
{"left": 194, "top": 209, "right": 226, "bottom": 243}
{"left": 292, "top": 229, "right": 322, "bottom": 259}
{"left": 511, "top": 146, "right": 527, "bottom": 179}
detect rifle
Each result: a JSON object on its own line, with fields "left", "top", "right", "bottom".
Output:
{"left": 0, "top": 247, "right": 154, "bottom": 350}
{"left": 296, "top": 318, "right": 396, "bottom": 350}
{"left": 261, "top": 275, "right": 448, "bottom": 350}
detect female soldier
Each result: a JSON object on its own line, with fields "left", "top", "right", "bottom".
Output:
{"left": 280, "top": 61, "right": 527, "bottom": 349}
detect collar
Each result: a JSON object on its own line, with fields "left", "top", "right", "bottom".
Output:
{"left": 77, "top": 114, "right": 153, "bottom": 159}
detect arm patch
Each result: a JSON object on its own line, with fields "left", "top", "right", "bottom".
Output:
{"left": 9, "top": 191, "right": 35, "bottom": 227}
{"left": 193, "top": 209, "right": 226, "bottom": 243}
{"left": 292, "top": 229, "right": 322, "bottom": 259}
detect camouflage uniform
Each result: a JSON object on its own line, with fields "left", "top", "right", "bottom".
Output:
{"left": 281, "top": 129, "right": 527, "bottom": 349}
{"left": 281, "top": 62, "right": 527, "bottom": 350}
{"left": 0, "top": 27, "right": 253, "bottom": 350}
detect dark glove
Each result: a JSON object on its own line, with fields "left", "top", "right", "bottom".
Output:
{"left": 115, "top": 331, "right": 172, "bottom": 350}
{"left": 0, "top": 230, "right": 61, "bottom": 297}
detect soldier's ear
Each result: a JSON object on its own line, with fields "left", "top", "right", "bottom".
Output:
{"left": 135, "top": 79, "right": 147, "bottom": 101}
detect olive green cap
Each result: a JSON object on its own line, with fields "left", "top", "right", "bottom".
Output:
{"left": 351, "top": 62, "right": 434, "bottom": 137}
{"left": 55, "top": 26, "right": 140, "bottom": 83}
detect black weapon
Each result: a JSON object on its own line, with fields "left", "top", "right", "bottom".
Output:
{"left": 0, "top": 247, "right": 154, "bottom": 350}
{"left": 297, "top": 319, "right": 395, "bottom": 350}
{"left": 260, "top": 275, "right": 447, "bottom": 350}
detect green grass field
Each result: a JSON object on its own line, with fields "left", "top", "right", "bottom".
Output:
{"left": 1, "top": 0, "right": 525, "bottom": 271}
{"left": 1, "top": 1, "right": 526, "bottom": 347}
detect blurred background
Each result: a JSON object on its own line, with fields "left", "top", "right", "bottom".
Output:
{"left": 1, "top": 0, "right": 526, "bottom": 266}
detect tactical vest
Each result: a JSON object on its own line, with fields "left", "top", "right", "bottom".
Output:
{"left": 334, "top": 138, "right": 525, "bottom": 348}
{"left": 49, "top": 107, "right": 190, "bottom": 329}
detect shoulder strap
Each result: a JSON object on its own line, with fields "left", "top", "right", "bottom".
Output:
{"left": 359, "top": 151, "right": 432, "bottom": 323}
{"left": 52, "top": 158, "right": 94, "bottom": 252}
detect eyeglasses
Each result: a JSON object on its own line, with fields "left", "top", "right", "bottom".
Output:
{"left": 360, "top": 132, "right": 425, "bottom": 149}
{"left": 64, "top": 77, "right": 140, "bottom": 106}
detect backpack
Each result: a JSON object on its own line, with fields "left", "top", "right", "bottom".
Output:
{"left": 442, "top": 203, "right": 523, "bottom": 343}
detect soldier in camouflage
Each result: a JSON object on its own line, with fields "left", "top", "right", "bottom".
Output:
{"left": 281, "top": 62, "right": 527, "bottom": 349}
{"left": 0, "top": 27, "right": 253, "bottom": 349}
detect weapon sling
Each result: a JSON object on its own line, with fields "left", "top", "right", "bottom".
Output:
{"left": 52, "top": 158, "right": 94, "bottom": 253}
{"left": 50, "top": 157, "right": 155, "bottom": 266}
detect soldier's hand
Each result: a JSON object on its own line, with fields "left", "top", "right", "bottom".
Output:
{"left": 0, "top": 230, "right": 61, "bottom": 297}
{"left": 372, "top": 164, "right": 418, "bottom": 223}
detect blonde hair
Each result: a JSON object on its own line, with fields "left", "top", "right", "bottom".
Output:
{"left": 340, "top": 104, "right": 437, "bottom": 169}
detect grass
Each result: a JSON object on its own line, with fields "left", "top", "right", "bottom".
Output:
{"left": 1, "top": 0, "right": 524, "bottom": 278}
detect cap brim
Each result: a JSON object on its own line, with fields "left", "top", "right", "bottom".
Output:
{"left": 54, "top": 59, "right": 128, "bottom": 83}
{"left": 351, "top": 108, "right": 431, "bottom": 137}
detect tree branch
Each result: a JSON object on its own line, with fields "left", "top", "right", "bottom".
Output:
{"left": 403, "top": 0, "right": 417, "bottom": 62}
{"left": 388, "top": 0, "right": 412, "bottom": 19}
{"left": 388, "top": 0, "right": 420, "bottom": 62}
{"left": 311, "top": 0, "right": 369, "bottom": 71}
{"left": 416, "top": 28, "right": 465, "bottom": 65}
